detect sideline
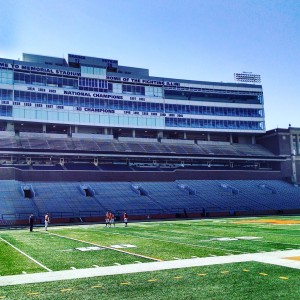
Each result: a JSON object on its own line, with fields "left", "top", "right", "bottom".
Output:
{"left": 0, "top": 237, "right": 52, "bottom": 272}
{"left": 1, "top": 249, "right": 300, "bottom": 287}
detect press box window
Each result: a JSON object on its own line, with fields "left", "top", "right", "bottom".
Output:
{"left": 81, "top": 66, "right": 106, "bottom": 79}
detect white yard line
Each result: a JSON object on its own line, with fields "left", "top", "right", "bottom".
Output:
{"left": 0, "top": 237, "right": 52, "bottom": 272}
{"left": 1, "top": 249, "right": 300, "bottom": 287}
{"left": 46, "top": 232, "right": 162, "bottom": 262}
{"left": 109, "top": 231, "right": 243, "bottom": 254}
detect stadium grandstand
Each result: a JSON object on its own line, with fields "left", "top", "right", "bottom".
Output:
{"left": 0, "top": 53, "right": 299, "bottom": 225}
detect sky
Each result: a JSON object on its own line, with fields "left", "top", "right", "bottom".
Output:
{"left": 0, "top": 0, "right": 299, "bottom": 130}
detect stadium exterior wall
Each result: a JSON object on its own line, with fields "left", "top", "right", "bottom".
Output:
{"left": 257, "top": 127, "right": 300, "bottom": 183}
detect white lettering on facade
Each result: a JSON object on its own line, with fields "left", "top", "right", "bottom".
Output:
{"left": 13, "top": 64, "right": 81, "bottom": 77}
{"left": 106, "top": 75, "right": 180, "bottom": 87}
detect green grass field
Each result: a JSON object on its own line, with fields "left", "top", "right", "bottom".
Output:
{"left": 0, "top": 216, "right": 300, "bottom": 299}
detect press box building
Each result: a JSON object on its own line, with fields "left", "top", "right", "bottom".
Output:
{"left": 0, "top": 53, "right": 265, "bottom": 139}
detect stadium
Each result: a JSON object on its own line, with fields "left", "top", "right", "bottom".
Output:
{"left": 0, "top": 53, "right": 299, "bottom": 299}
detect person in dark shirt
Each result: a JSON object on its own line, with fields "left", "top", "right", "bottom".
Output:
{"left": 29, "top": 214, "right": 35, "bottom": 232}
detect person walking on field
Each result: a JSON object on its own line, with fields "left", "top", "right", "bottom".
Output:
{"left": 29, "top": 214, "right": 35, "bottom": 232}
{"left": 44, "top": 213, "right": 50, "bottom": 231}
{"left": 124, "top": 211, "right": 128, "bottom": 227}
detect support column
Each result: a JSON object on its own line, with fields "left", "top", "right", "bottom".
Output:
{"left": 157, "top": 131, "right": 163, "bottom": 139}
{"left": 132, "top": 129, "right": 136, "bottom": 138}
{"left": 291, "top": 154, "right": 297, "bottom": 183}
{"left": 207, "top": 133, "right": 210, "bottom": 141}
{"left": 290, "top": 133, "right": 297, "bottom": 183}
{"left": 42, "top": 124, "right": 46, "bottom": 133}
{"left": 6, "top": 122, "right": 14, "bottom": 132}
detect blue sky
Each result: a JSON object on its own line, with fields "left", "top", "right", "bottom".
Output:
{"left": 0, "top": 0, "right": 299, "bottom": 130}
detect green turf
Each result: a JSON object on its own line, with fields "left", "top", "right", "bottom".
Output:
{"left": 0, "top": 262, "right": 299, "bottom": 300}
{"left": 0, "top": 239, "right": 45, "bottom": 275}
{"left": 0, "top": 216, "right": 300, "bottom": 299}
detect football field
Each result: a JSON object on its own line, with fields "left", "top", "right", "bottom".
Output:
{"left": 0, "top": 216, "right": 300, "bottom": 299}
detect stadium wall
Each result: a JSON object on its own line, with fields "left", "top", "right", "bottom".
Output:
{"left": 0, "top": 167, "right": 282, "bottom": 182}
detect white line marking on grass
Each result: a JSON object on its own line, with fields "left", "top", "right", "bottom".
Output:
{"left": 130, "top": 228, "right": 300, "bottom": 252}
{"left": 1, "top": 249, "right": 300, "bottom": 287}
{"left": 115, "top": 231, "right": 244, "bottom": 254}
{"left": 28, "top": 292, "right": 40, "bottom": 296}
{"left": 0, "top": 237, "right": 52, "bottom": 272}
{"left": 45, "top": 232, "right": 162, "bottom": 262}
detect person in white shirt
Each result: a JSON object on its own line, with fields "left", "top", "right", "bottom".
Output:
{"left": 44, "top": 213, "right": 50, "bottom": 231}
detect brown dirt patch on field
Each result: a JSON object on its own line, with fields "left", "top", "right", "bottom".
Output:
{"left": 233, "top": 219, "right": 300, "bottom": 225}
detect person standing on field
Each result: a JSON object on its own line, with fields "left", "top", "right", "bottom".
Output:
{"left": 111, "top": 212, "right": 115, "bottom": 227}
{"left": 105, "top": 211, "right": 110, "bottom": 227}
{"left": 29, "top": 213, "right": 35, "bottom": 232}
{"left": 44, "top": 213, "right": 50, "bottom": 231}
{"left": 124, "top": 211, "right": 128, "bottom": 227}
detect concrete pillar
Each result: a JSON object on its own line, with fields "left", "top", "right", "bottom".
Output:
{"left": 290, "top": 134, "right": 295, "bottom": 155}
{"left": 207, "top": 133, "right": 210, "bottom": 141}
{"left": 157, "top": 131, "right": 163, "bottom": 139}
{"left": 74, "top": 126, "right": 78, "bottom": 133}
{"left": 291, "top": 155, "right": 297, "bottom": 183}
{"left": 42, "top": 124, "right": 46, "bottom": 133}
{"left": 6, "top": 122, "right": 14, "bottom": 132}
{"left": 132, "top": 129, "right": 136, "bottom": 138}
{"left": 290, "top": 134, "right": 297, "bottom": 183}
{"left": 183, "top": 132, "right": 187, "bottom": 139}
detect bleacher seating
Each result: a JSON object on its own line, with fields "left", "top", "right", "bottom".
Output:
{"left": 0, "top": 180, "right": 37, "bottom": 220}
{"left": 0, "top": 180, "right": 299, "bottom": 222}
{"left": 28, "top": 182, "right": 105, "bottom": 218}
{"left": 0, "top": 135, "right": 276, "bottom": 158}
